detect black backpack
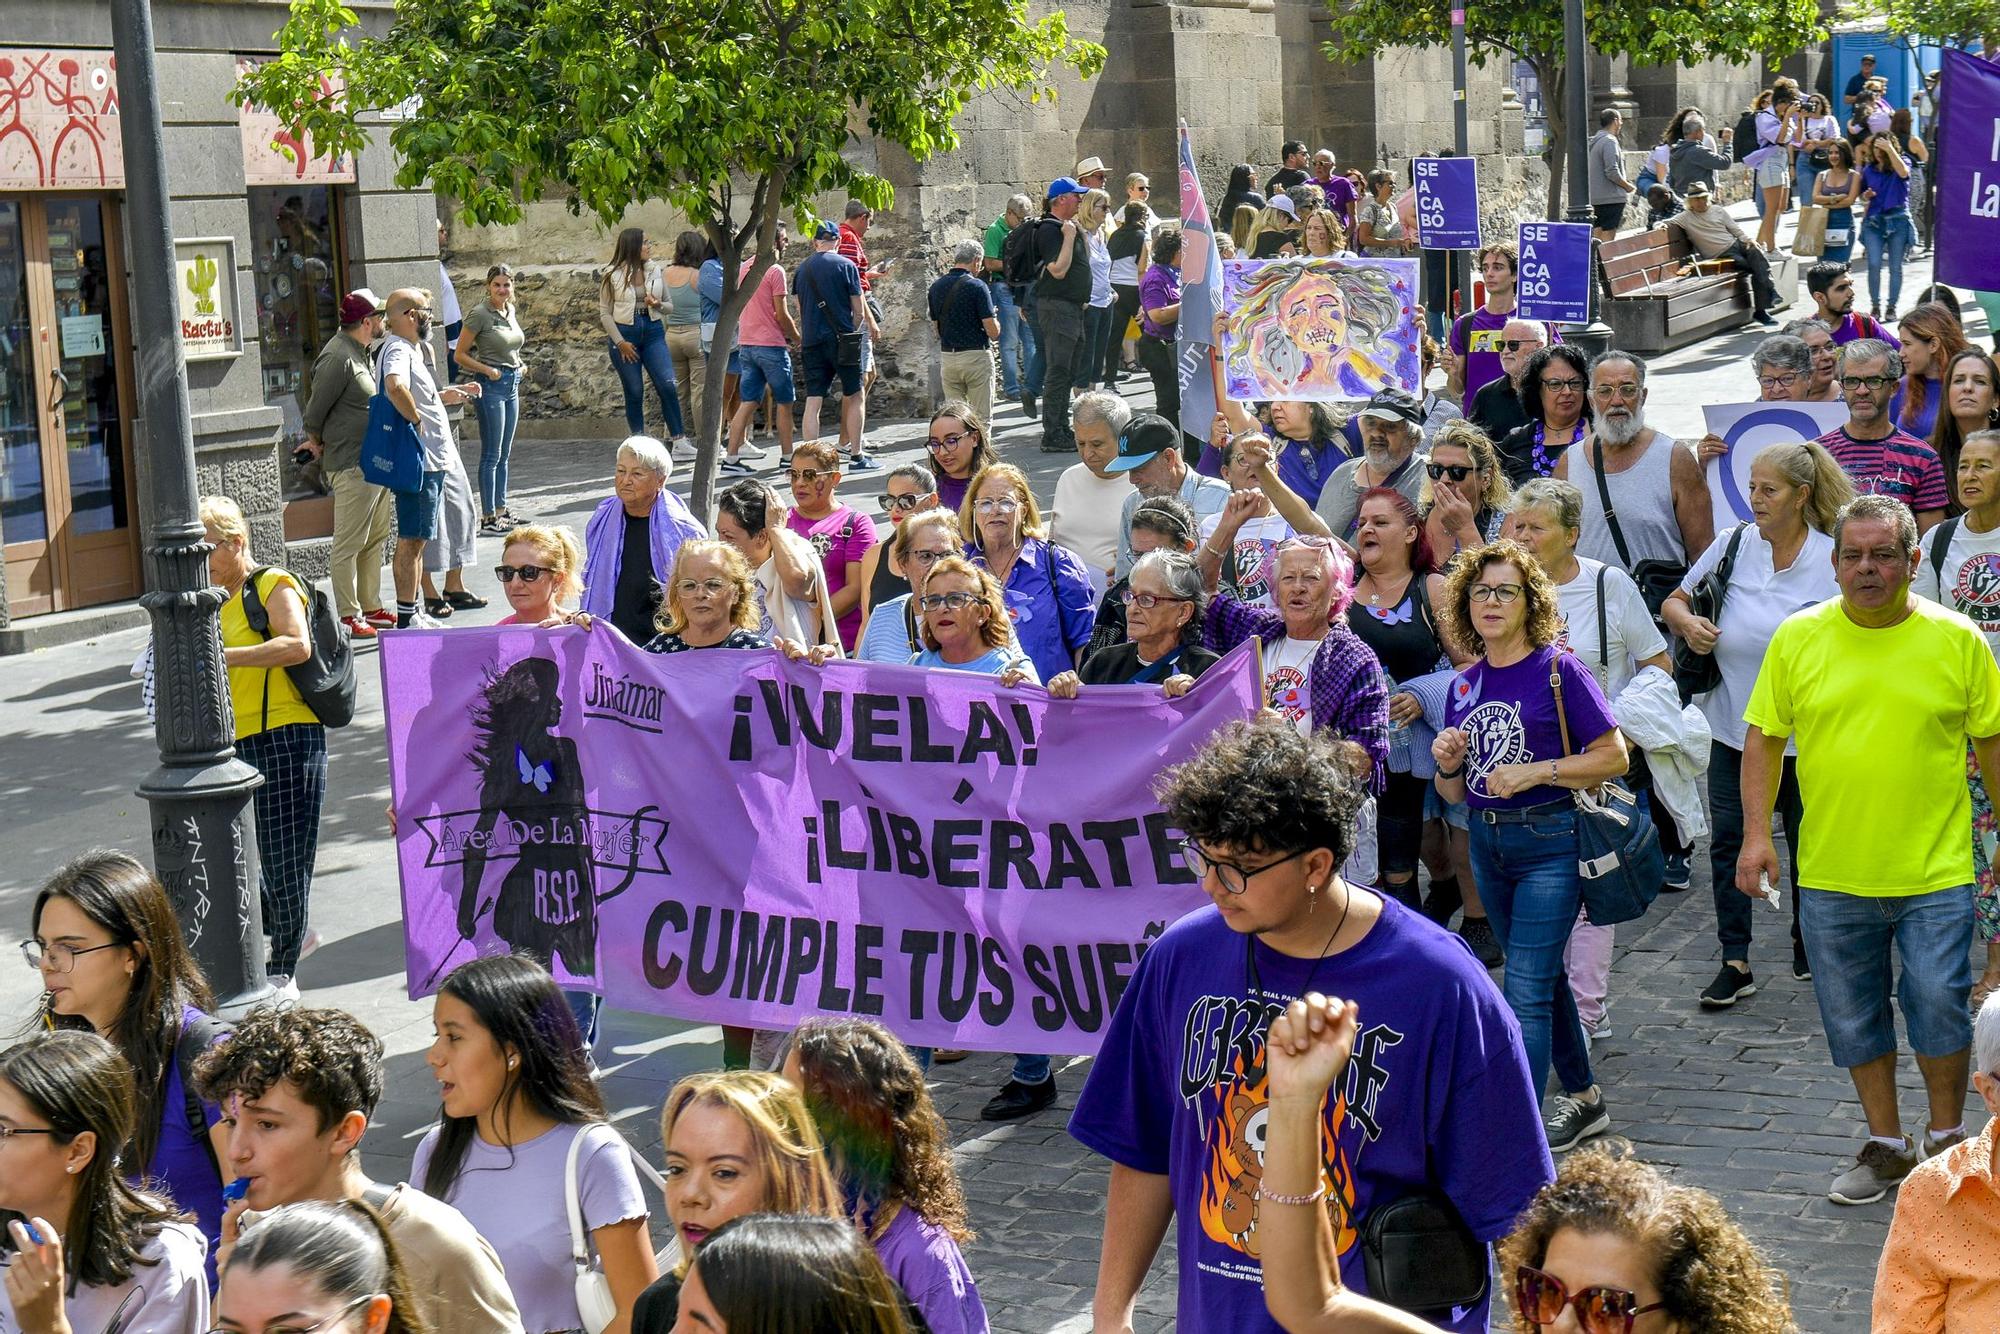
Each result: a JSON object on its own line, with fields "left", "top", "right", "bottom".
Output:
{"left": 1000, "top": 218, "right": 1042, "bottom": 291}
{"left": 243, "top": 566, "right": 357, "bottom": 729}
{"left": 1731, "top": 110, "right": 1759, "bottom": 163}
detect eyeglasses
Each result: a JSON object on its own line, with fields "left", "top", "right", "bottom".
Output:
{"left": 1515, "top": 1266, "right": 1665, "bottom": 1334}
{"left": 906, "top": 548, "right": 953, "bottom": 567}
{"left": 918, "top": 591, "right": 979, "bottom": 611}
{"left": 1426, "top": 462, "right": 1475, "bottom": 481}
{"left": 1590, "top": 383, "right": 1643, "bottom": 401}
{"left": 973, "top": 498, "right": 1020, "bottom": 515}
{"left": 20, "top": 940, "right": 123, "bottom": 974}
{"left": 1120, "top": 589, "right": 1191, "bottom": 609}
{"left": 1757, "top": 373, "right": 1800, "bottom": 391}
{"left": 1840, "top": 374, "right": 1897, "bottom": 391}
{"left": 676, "top": 578, "right": 731, "bottom": 597}
{"left": 204, "top": 1294, "right": 378, "bottom": 1334}
{"left": 926, "top": 431, "right": 971, "bottom": 452}
{"left": 788, "top": 468, "right": 830, "bottom": 484}
{"left": 1468, "top": 582, "right": 1524, "bottom": 603}
{"left": 877, "top": 493, "right": 925, "bottom": 512}
{"left": 1180, "top": 841, "right": 1310, "bottom": 895}
{"left": 493, "top": 564, "right": 549, "bottom": 584}
{"left": 1540, "top": 376, "right": 1586, "bottom": 393}
{"left": 0, "top": 1124, "right": 59, "bottom": 1142}
{"left": 1501, "top": 339, "right": 1544, "bottom": 351}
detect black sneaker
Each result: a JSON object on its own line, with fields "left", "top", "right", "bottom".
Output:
{"left": 1699, "top": 962, "right": 1757, "bottom": 1009}
{"left": 1662, "top": 852, "right": 1692, "bottom": 892}
{"left": 980, "top": 1076, "right": 1057, "bottom": 1122}
{"left": 1457, "top": 915, "right": 1504, "bottom": 968}
{"left": 1021, "top": 393, "right": 1039, "bottom": 420}
{"left": 1544, "top": 1093, "right": 1610, "bottom": 1153}
{"left": 1752, "top": 310, "right": 1777, "bottom": 327}
{"left": 1420, "top": 875, "right": 1463, "bottom": 925}
{"left": 1792, "top": 942, "right": 1812, "bottom": 981}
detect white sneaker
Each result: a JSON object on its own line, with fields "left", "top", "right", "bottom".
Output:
{"left": 299, "top": 928, "right": 323, "bottom": 960}
{"left": 401, "top": 611, "right": 446, "bottom": 630}
{"left": 733, "top": 441, "right": 770, "bottom": 462}
{"left": 267, "top": 974, "right": 302, "bottom": 1005}
{"left": 670, "top": 436, "right": 698, "bottom": 461}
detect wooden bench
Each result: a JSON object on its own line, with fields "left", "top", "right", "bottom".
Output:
{"left": 1596, "top": 226, "right": 1751, "bottom": 354}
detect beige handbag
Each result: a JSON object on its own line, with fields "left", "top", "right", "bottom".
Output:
{"left": 1793, "top": 204, "right": 1829, "bottom": 257}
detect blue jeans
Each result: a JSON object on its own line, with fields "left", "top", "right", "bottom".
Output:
{"left": 1022, "top": 289, "right": 1046, "bottom": 397}
{"left": 1796, "top": 160, "right": 1823, "bottom": 212}
{"left": 611, "top": 313, "right": 685, "bottom": 438}
{"left": 564, "top": 989, "right": 601, "bottom": 1050}
{"left": 1081, "top": 303, "right": 1114, "bottom": 391}
{"left": 1861, "top": 210, "right": 1915, "bottom": 313}
{"left": 1470, "top": 805, "right": 1594, "bottom": 1103}
{"left": 473, "top": 367, "right": 520, "bottom": 515}
{"left": 1799, "top": 884, "right": 1973, "bottom": 1067}
{"left": 994, "top": 282, "right": 1034, "bottom": 398}
{"left": 1011, "top": 1053, "right": 1051, "bottom": 1085}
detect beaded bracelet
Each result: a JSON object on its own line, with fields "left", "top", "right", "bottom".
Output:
{"left": 1256, "top": 1184, "right": 1327, "bottom": 1207}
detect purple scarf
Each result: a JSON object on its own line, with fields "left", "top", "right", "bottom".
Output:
{"left": 580, "top": 491, "right": 705, "bottom": 619}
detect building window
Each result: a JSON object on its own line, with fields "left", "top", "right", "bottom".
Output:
{"left": 247, "top": 185, "right": 344, "bottom": 457}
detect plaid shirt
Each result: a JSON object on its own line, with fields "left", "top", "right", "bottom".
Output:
{"left": 1204, "top": 594, "right": 1391, "bottom": 788}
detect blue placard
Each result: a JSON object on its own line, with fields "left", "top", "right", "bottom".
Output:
{"left": 1516, "top": 221, "right": 1593, "bottom": 325}
{"left": 1413, "top": 158, "right": 1480, "bottom": 250}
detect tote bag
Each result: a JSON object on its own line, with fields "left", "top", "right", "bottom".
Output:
{"left": 360, "top": 390, "right": 423, "bottom": 492}
{"left": 1792, "top": 204, "right": 1829, "bottom": 257}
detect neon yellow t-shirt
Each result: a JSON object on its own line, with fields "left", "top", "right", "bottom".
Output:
{"left": 221, "top": 570, "right": 319, "bottom": 740}
{"left": 1744, "top": 595, "right": 2000, "bottom": 896}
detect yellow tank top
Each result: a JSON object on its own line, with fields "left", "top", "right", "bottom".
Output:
{"left": 221, "top": 569, "right": 320, "bottom": 739}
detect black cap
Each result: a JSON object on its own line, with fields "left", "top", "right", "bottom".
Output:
{"left": 1357, "top": 387, "right": 1423, "bottom": 426}
{"left": 1106, "top": 413, "right": 1181, "bottom": 473}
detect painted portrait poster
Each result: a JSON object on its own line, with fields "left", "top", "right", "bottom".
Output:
{"left": 1219, "top": 257, "right": 1421, "bottom": 403}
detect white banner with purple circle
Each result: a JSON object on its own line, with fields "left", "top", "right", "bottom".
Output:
{"left": 1701, "top": 400, "right": 1851, "bottom": 529}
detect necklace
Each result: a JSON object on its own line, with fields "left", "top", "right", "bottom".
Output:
{"left": 1243, "top": 878, "right": 1358, "bottom": 1031}
{"left": 1360, "top": 569, "right": 1412, "bottom": 607}
{"left": 1532, "top": 420, "right": 1585, "bottom": 477}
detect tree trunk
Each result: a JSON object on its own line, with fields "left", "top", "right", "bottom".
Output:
{"left": 687, "top": 171, "right": 790, "bottom": 519}
{"left": 1542, "top": 57, "right": 1567, "bottom": 221}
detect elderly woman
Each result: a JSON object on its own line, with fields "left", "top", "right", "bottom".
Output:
{"left": 200, "top": 495, "right": 326, "bottom": 995}
{"left": 856, "top": 510, "right": 962, "bottom": 664}
{"left": 1874, "top": 988, "right": 2000, "bottom": 1331}
{"left": 1433, "top": 540, "right": 1629, "bottom": 1152}
{"left": 1087, "top": 496, "right": 1199, "bottom": 658}
{"left": 1665, "top": 441, "right": 1849, "bottom": 1003}
{"left": 1198, "top": 491, "right": 1390, "bottom": 786}
{"left": 642, "top": 539, "right": 770, "bottom": 654}
{"left": 962, "top": 462, "right": 1096, "bottom": 684}
{"left": 1047, "top": 550, "right": 1219, "bottom": 697}
{"left": 1498, "top": 345, "right": 1593, "bottom": 486}
{"left": 1422, "top": 419, "right": 1514, "bottom": 561}
{"left": 1504, "top": 480, "right": 1673, "bottom": 1043}
{"left": 857, "top": 463, "right": 939, "bottom": 630}
{"left": 925, "top": 401, "right": 996, "bottom": 514}
{"left": 579, "top": 435, "right": 706, "bottom": 644}
{"left": 1356, "top": 169, "right": 1416, "bottom": 258}
{"left": 715, "top": 479, "right": 832, "bottom": 647}
{"left": 494, "top": 523, "right": 585, "bottom": 627}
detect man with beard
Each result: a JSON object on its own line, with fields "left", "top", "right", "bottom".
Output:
{"left": 1110, "top": 412, "right": 1231, "bottom": 577}
{"left": 1807, "top": 262, "right": 1902, "bottom": 348}
{"left": 1815, "top": 339, "right": 1948, "bottom": 532}
{"left": 1466, "top": 317, "right": 1547, "bottom": 444}
{"left": 1308, "top": 389, "right": 1428, "bottom": 541}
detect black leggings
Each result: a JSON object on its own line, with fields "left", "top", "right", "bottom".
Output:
{"left": 1376, "top": 771, "right": 1427, "bottom": 909}
{"left": 1137, "top": 331, "right": 1179, "bottom": 426}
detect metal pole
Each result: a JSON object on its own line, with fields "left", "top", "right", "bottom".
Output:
{"left": 1452, "top": 4, "right": 1474, "bottom": 321}
{"left": 110, "top": 0, "right": 272, "bottom": 1008}
{"left": 1561, "top": 0, "right": 1614, "bottom": 355}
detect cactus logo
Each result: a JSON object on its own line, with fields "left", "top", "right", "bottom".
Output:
{"left": 176, "top": 240, "right": 239, "bottom": 359}
{"left": 185, "top": 251, "right": 218, "bottom": 315}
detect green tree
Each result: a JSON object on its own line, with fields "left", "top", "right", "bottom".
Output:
{"left": 240, "top": 0, "right": 1102, "bottom": 514}
{"left": 1324, "top": 0, "right": 1823, "bottom": 218}
{"left": 1852, "top": 0, "right": 1997, "bottom": 53}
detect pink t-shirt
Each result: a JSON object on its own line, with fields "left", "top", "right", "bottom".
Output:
{"left": 787, "top": 503, "right": 878, "bottom": 649}
{"left": 736, "top": 262, "right": 790, "bottom": 348}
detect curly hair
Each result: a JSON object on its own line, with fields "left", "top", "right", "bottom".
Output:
{"left": 1437, "top": 539, "right": 1564, "bottom": 660}
{"left": 915, "top": 555, "right": 1014, "bottom": 654}
{"left": 1157, "top": 716, "right": 1369, "bottom": 865}
{"left": 1498, "top": 1147, "right": 1795, "bottom": 1334}
{"left": 1223, "top": 258, "right": 1407, "bottom": 397}
{"left": 789, "top": 1019, "right": 973, "bottom": 1245}
{"left": 193, "top": 1006, "right": 384, "bottom": 1136}
{"left": 657, "top": 539, "right": 759, "bottom": 636}
{"left": 1518, "top": 345, "right": 1594, "bottom": 428}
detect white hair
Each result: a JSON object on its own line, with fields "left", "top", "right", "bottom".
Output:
{"left": 952, "top": 238, "right": 984, "bottom": 267}
{"left": 618, "top": 434, "right": 674, "bottom": 481}
{"left": 1979, "top": 988, "right": 2000, "bottom": 1079}
{"left": 1501, "top": 318, "right": 1548, "bottom": 343}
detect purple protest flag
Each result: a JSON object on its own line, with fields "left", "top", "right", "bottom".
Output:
{"left": 1935, "top": 49, "right": 2000, "bottom": 293}
{"left": 1176, "top": 122, "right": 1224, "bottom": 449}
{"left": 379, "top": 629, "right": 1263, "bottom": 1055}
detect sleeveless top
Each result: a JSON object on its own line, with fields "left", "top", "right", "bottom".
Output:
{"left": 663, "top": 270, "right": 705, "bottom": 327}
{"left": 1573, "top": 433, "right": 1686, "bottom": 568}
{"left": 869, "top": 546, "right": 911, "bottom": 608}
{"left": 1347, "top": 582, "right": 1445, "bottom": 685}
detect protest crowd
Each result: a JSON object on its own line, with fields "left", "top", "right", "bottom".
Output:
{"left": 19, "top": 56, "right": 2000, "bottom": 1334}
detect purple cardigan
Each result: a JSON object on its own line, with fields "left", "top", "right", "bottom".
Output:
{"left": 579, "top": 491, "right": 706, "bottom": 620}
{"left": 1203, "top": 593, "right": 1391, "bottom": 788}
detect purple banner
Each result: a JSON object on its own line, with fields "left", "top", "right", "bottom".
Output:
{"left": 1936, "top": 49, "right": 2000, "bottom": 293}
{"left": 380, "top": 629, "right": 1261, "bottom": 1054}
{"left": 1414, "top": 157, "right": 1480, "bottom": 251}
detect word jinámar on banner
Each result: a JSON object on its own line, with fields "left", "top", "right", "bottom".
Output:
{"left": 379, "top": 628, "right": 1264, "bottom": 1055}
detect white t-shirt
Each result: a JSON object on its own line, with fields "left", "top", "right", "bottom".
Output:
{"left": 1263, "top": 636, "right": 1318, "bottom": 735}
{"left": 1676, "top": 524, "right": 1838, "bottom": 751}
{"left": 1915, "top": 516, "right": 2000, "bottom": 669}
{"left": 3, "top": 1221, "right": 211, "bottom": 1334}
{"left": 1049, "top": 464, "right": 1131, "bottom": 595}
{"left": 377, "top": 334, "right": 453, "bottom": 469}
{"left": 1086, "top": 233, "right": 1113, "bottom": 307}
{"left": 1199, "top": 512, "right": 1297, "bottom": 611}
{"left": 1555, "top": 557, "right": 1666, "bottom": 699}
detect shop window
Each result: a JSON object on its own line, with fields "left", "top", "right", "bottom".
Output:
{"left": 247, "top": 185, "right": 343, "bottom": 474}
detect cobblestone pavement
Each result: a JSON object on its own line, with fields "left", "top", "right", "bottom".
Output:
{"left": 0, "top": 239, "right": 1986, "bottom": 1332}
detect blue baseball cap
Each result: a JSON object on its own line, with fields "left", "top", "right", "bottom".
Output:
{"left": 812, "top": 220, "right": 841, "bottom": 242}
{"left": 1046, "top": 177, "right": 1090, "bottom": 200}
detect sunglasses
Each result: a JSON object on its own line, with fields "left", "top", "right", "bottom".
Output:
{"left": 494, "top": 564, "right": 549, "bottom": 583}
{"left": 1501, "top": 339, "right": 1543, "bottom": 351}
{"left": 788, "top": 468, "right": 831, "bottom": 484}
{"left": 1426, "top": 462, "right": 1475, "bottom": 481}
{"left": 1515, "top": 1266, "right": 1665, "bottom": 1334}
{"left": 878, "top": 493, "right": 925, "bottom": 512}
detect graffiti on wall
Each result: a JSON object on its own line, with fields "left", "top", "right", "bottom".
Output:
{"left": 0, "top": 49, "right": 124, "bottom": 190}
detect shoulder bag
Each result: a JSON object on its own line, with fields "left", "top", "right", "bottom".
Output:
{"left": 1670, "top": 523, "right": 1749, "bottom": 704}
{"left": 1587, "top": 441, "right": 1687, "bottom": 627}
{"left": 567, "top": 1123, "right": 677, "bottom": 1334}
{"left": 799, "top": 260, "right": 865, "bottom": 369}
{"left": 1551, "top": 654, "right": 1664, "bottom": 926}
{"left": 1360, "top": 1192, "right": 1488, "bottom": 1316}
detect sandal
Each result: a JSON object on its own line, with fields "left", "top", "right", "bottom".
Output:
{"left": 423, "top": 597, "right": 455, "bottom": 618}
{"left": 444, "top": 589, "right": 489, "bottom": 610}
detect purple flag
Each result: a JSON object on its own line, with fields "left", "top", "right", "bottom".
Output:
{"left": 1177, "top": 122, "right": 1223, "bottom": 447}
{"left": 380, "top": 629, "right": 1261, "bottom": 1055}
{"left": 1936, "top": 49, "right": 2000, "bottom": 292}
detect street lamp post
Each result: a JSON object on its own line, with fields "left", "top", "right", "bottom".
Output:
{"left": 110, "top": 0, "right": 273, "bottom": 1008}
{"left": 1561, "top": 0, "right": 1615, "bottom": 357}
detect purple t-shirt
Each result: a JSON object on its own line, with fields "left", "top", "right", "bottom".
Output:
{"left": 1446, "top": 645, "right": 1620, "bottom": 810}
{"left": 1139, "top": 264, "right": 1180, "bottom": 340}
{"left": 873, "top": 1206, "right": 990, "bottom": 1334}
{"left": 1830, "top": 311, "right": 1901, "bottom": 349}
{"left": 1313, "top": 174, "right": 1361, "bottom": 233}
{"left": 1449, "top": 307, "right": 1512, "bottom": 405}
{"left": 788, "top": 503, "right": 879, "bottom": 649}
{"left": 1070, "top": 898, "right": 1552, "bottom": 1333}
{"left": 937, "top": 472, "right": 971, "bottom": 514}
{"left": 147, "top": 1007, "right": 226, "bottom": 1279}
